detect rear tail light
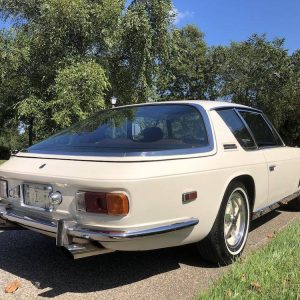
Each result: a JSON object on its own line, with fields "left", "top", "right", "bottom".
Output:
{"left": 0, "top": 180, "right": 8, "bottom": 198}
{"left": 76, "top": 191, "right": 129, "bottom": 216}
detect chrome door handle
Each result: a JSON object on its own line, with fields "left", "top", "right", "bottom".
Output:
{"left": 269, "top": 165, "right": 276, "bottom": 171}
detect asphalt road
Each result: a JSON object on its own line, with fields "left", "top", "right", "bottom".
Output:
{"left": 0, "top": 206, "right": 299, "bottom": 300}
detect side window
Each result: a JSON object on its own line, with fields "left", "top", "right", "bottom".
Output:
{"left": 239, "top": 111, "right": 282, "bottom": 147}
{"left": 217, "top": 109, "right": 256, "bottom": 149}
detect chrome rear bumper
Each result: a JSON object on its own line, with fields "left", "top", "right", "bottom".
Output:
{"left": 0, "top": 206, "right": 199, "bottom": 245}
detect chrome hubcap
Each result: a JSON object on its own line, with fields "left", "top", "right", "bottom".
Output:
{"left": 224, "top": 190, "right": 247, "bottom": 249}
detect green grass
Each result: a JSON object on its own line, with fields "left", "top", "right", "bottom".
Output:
{"left": 199, "top": 221, "right": 300, "bottom": 300}
{"left": 0, "top": 160, "right": 6, "bottom": 165}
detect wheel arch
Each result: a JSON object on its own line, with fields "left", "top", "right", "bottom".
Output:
{"left": 226, "top": 174, "right": 256, "bottom": 213}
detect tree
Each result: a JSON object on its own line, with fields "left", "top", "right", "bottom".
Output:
{"left": 0, "top": 29, "right": 31, "bottom": 148}
{"left": 216, "top": 35, "right": 294, "bottom": 134}
{"left": 0, "top": 0, "right": 125, "bottom": 145}
{"left": 51, "top": 61, "right": 110, "bottom": 128}
{"left": 158, "top": 25, "right": 208, "bottom": 100}
{"left": 280, "top": 50, "right": 300, "bottom": 146}
{"left": 109, "top": 0, "right": 174, "bottom": 104}
{"left": 0, "top": 2, "right": 299, "bottom": 148}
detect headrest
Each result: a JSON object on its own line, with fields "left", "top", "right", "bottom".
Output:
{"left": 142, "top": 127, "right": 163, "bottom": 142}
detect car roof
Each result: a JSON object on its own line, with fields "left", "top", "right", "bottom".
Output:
{"left": 117, "top": 100, "right": 261, "bottom": 112}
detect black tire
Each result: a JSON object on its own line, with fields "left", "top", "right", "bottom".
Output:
{"left": 197, "top": 181, "right": 251, "bottom": 266}
{"left": 287, "top": 196, "right": 300, "bottom": 211}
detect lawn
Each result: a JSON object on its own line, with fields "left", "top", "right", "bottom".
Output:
{"left": 0, "top": 160, "right": 6, "bottom": 165}
{"left": 199, "top": 221, "right": 300, "bottom": 299}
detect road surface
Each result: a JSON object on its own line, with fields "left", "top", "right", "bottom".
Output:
{"left": 0, "top": 206, "right": 299, "bottom": 299}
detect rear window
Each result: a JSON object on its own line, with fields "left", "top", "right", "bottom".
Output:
{"left": 25, "top": 105, "right": 210, "bottom": 156}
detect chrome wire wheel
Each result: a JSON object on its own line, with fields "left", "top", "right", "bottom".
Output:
{"left": 224, "top": 188, "right": 248, "bottom": 254}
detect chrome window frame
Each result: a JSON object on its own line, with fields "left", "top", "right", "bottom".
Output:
{"left": 215, "top": 107, "right": 258, "bottom": 151}
{"left": 215, "top": 106, "right": 285, "bottom": 151}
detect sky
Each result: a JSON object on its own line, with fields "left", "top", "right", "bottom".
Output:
{"left": 173, "top": 0, "right": 300, "bottom": 53}
{"left": 0, "top": 0, "right": 299, "bottom": 53}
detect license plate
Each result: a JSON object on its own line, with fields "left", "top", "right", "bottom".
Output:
{"left": 23, "top": 183, "right": 53, "bottom": 209}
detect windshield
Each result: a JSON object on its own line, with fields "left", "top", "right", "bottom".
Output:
{"left": 24, "top": 104, "right": 210, "bottom": 156}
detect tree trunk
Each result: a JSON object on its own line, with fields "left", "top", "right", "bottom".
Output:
{"left": 28, "top": 118, "right": 34, "bottom": 146}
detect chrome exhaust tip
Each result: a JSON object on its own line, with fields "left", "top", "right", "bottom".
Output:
{"left": 63, "top": 243, "right": 114, "bottom": 260}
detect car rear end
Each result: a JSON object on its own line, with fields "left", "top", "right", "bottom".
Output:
{"left": 0, "top": 103, "right": 216, "bottom": 258}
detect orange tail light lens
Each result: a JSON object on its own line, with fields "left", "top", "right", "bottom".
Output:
{"left": 106, "top": 193, "right": 129, "bottom": 215}
{"left": 76, "top": 191, "right": 129, "bottom": 216}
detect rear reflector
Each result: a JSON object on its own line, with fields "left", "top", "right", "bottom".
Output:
{"left": 76, "top": 191, "right": 129, "bottom": 216}
{"left": 182, "top": 191, "right": 197, "bottom": 203}
{"left": 0, "top": 180, "right": 8, "bottom": 199}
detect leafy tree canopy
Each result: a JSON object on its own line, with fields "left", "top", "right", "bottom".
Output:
{"left": 0, "top": 1, "right": 299, "bottom": 148}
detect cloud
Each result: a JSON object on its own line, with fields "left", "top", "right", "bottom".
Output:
{"left": 173, "top": 7, "right": 195, "bottom": 25}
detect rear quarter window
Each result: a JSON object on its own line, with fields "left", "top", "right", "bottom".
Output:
{"left": 217, "top": 109, "right": 256, "bottom": 149}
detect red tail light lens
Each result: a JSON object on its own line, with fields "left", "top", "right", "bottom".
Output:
{"left": 76, "top": 191, "right": 129, "bottom": 216}
{"left": 85, "top": 192, "right": 107, "bottom": 214}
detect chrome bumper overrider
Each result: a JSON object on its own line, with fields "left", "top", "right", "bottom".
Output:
{"left": 0, "top": 206, "right": 199, "bottom": 246}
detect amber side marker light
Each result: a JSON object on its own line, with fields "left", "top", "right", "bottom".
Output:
{"left": 76, "top": 191, "right": 129, "bottom": 216}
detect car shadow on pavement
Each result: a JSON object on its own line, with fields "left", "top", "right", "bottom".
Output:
{"left": 0, "top": 209, "right": 285, "bottom": 298}
{"left": 250, "top": 210, "right": 281, "bottom": 231}
{"left": 0, "top": 230, "right": 214, "bottom": 298}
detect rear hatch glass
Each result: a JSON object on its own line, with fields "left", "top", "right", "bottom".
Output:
{"left": 23, "top": 104, "right": 210, "bottom": 157}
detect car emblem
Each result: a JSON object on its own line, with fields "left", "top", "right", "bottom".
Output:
{"left": 39, "top": 164, "right": 46, "bottom": 169}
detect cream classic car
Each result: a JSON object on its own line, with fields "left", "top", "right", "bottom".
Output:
{"left": 0, "top": 101, "right": 299, "bottom": 265}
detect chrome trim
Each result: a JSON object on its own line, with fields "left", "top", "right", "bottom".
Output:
{"left": 252, "top": 201, "right": 281, "bottom": 221}
{"left": 212, "top": 105, "right": 263, "bottom": 113}
{"left": 63, "top": 243, "right": 114, "bottom": 260}
{"left": 0, "top": 209, "right": 57, "bottom": 232}
{"left": 252, "top": 190, "right": 300, "bottom": 220}
{"left": 57, "top": 219, "right": 76, "bottom": 246}
{"left": 234, "top": 108, "right": 259, "bottom": 149}
{"left": 223, "top": 144, "right": 238, "bottom": 150}
{"left": 0, "top": 207, "right": 199, "bottom": 242}
{"left": 70, "top": 218, "right": 199, "bottom": 241}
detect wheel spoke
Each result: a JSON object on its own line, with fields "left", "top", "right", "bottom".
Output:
{"left": 225, "top": 223, "right": 236, "bottom": 239}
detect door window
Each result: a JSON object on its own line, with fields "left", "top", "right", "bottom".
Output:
{"left": 239, "top": 111, "right": 282, "bottom": 147}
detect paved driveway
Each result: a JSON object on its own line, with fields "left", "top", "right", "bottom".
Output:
{"left": 0, "top": 207, "right": 299, "bottom": 300}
